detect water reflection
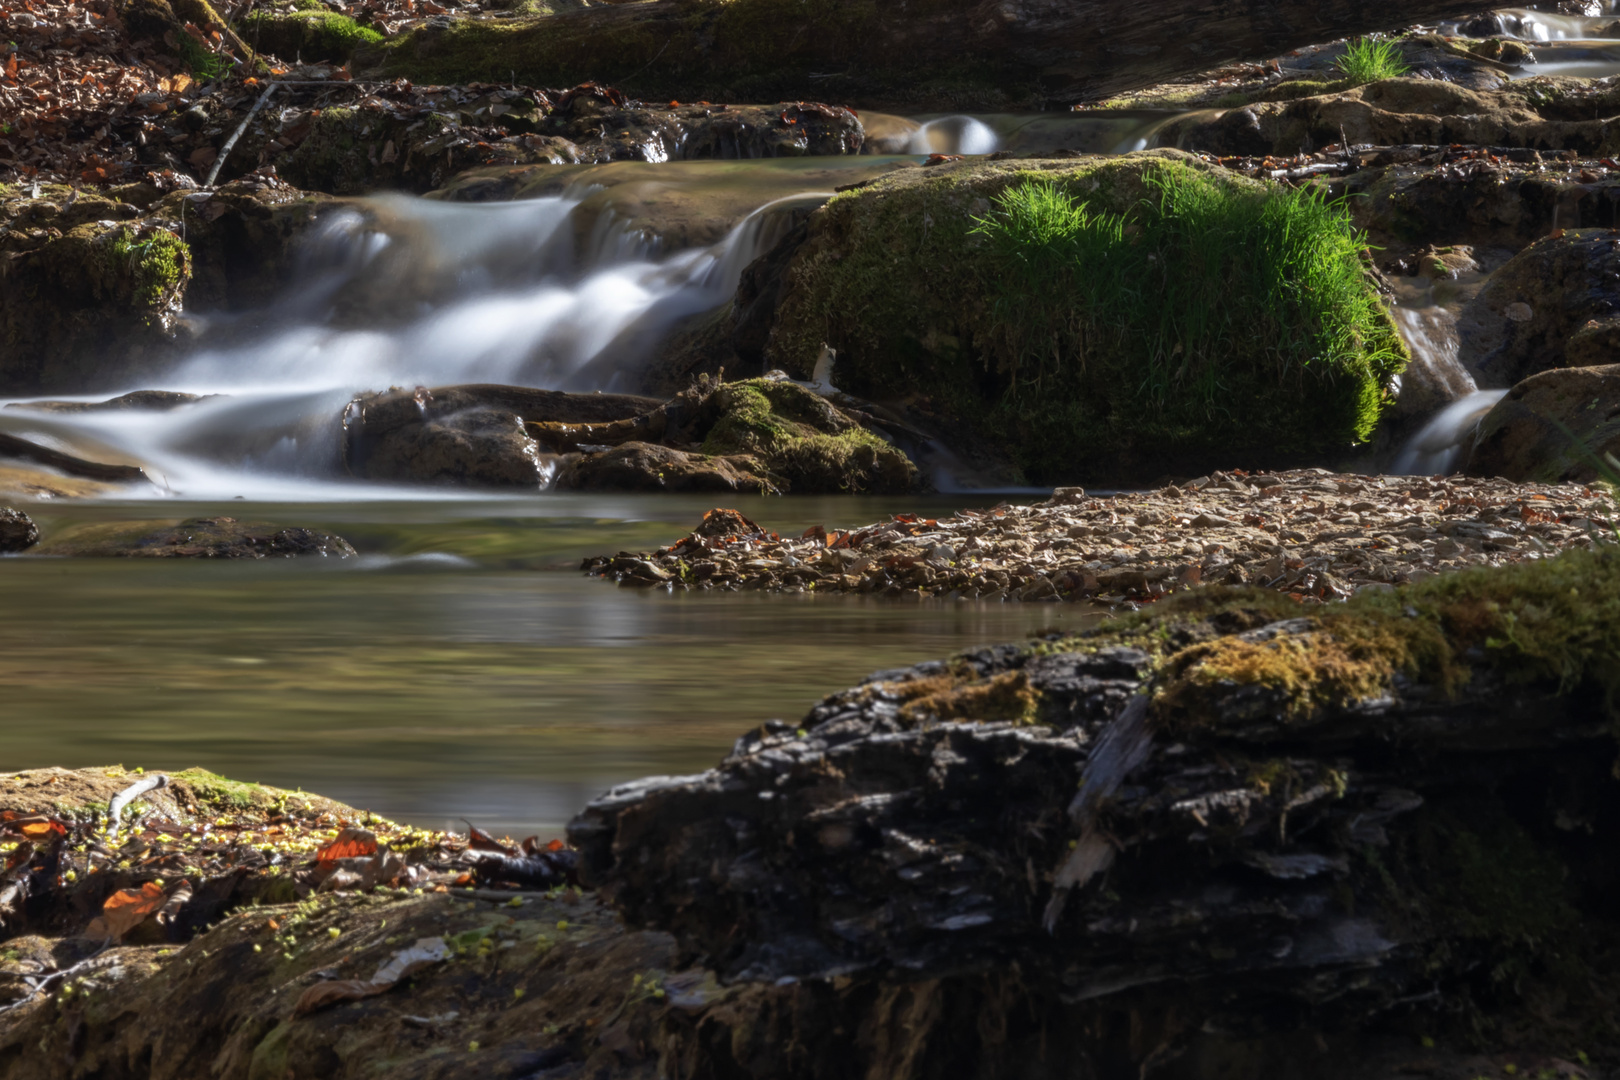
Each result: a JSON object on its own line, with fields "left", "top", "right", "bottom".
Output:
{"left": 0, "top": 495, "right": 1090, "bottom": 838}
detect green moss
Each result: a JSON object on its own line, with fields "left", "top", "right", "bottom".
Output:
{"left": 109, "top": 226, "right": 190, "bottom": 309}
{"left": 1066, "top": 546, "right": 1620, "bottom": 733}
{"left": 238, "top": 9, "right": 383, "bottom": 64}
{"left": 766, "top": 153, "right": 1406, "bottom": 483}
{"left": 172, "top": 768, "right": 289, "bottom": 811}
{"left": 697, "top": 378, "right": 918, "bottom": 493}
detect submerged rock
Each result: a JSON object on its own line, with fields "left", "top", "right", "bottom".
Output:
{"left": 1457, "top": 229, "right": 1620, "bottom": 388}
{"left": 0, "top": 508, "right": 40, "bottom": 553}
{"left": 33, "top": 517, "right": 357, "bottom": 558}
{"left": 1467, "top": 363, "right": 1620, "bottom": 482}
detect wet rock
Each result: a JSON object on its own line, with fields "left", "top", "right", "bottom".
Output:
{"left": 0, "top": 507, "right": 40, "bottom": 553}
{"left": 1456, "top": 229, "right": 1620, "bottom": 388}
{"left": 343, "top": 384, "right": 661, "bottom": 487}
{"left": 33, "top": 516, "right": 357, "bottom": 558}
{"left": 571, "top": 548, "right": 1620, "bottom": 1060}
{"left": 1466, "top": 363, "right": 1620, "bottom": 482}
{"left": 553, "top": 442, "right": 773, "bottom": 494}
{"left": 0, "top": 431, "right": 149, "bottom": 484}
{"left": 6, "top": 390, "right": 220, "bottom": 413}
{"left": 1157, "top": 77, "right": 1620, "bottom": 160}
{"left": 356, "top": 406, "right": 549, "bottom": 489}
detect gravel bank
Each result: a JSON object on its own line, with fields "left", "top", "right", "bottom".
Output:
{"left": 582, "top": 468, "right": 1615, "bottom": 604}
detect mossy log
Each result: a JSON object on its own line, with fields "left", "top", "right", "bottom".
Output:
{"left": 365, "top": 0, "right": 1496, "bottom": 109}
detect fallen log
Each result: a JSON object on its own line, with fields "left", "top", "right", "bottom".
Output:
{"left": 366, "top": 0, "right": 1498, "bottom": 109}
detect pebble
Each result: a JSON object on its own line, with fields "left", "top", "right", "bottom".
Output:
{"left": 581, "top": 468, "right": 1615, "bottom": 605}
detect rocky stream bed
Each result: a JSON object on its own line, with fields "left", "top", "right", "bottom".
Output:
{"left": 8, "top": 0, "right": 1620, "bottom": 1077}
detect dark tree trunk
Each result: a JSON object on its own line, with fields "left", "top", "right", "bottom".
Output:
{"left": 371, "top": 0, "right": 1498, "bottom": 109}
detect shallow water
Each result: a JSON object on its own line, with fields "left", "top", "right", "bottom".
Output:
{"left": 0, "top": 494, "right": 1093, "bottom": 837}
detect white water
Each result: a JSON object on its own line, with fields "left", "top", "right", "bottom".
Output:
{"left": 0, "top": 184, "right": 832, "bottom": 499}
{"left": 1391, "top": 390, "right": 1508, "bottom": 476}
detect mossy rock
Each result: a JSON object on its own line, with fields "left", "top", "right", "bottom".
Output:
{"left": 0, "top": 217, "right": 192, "bottom": 392}
{"left": 760, "top": 150, "right": 1406, "bottom": 484}
{"left": 237, "top": 9, "right": 382, "bottom": 64}
{"left": 700, "top": 379, "right": 919, "bottom": 494}
{"left": 358, "top": 0, "right": 1034, "bottom": 110}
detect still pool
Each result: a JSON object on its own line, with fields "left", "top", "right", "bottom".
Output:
{"left": 0, "top": 492, "right": 1094, "bottom": 838}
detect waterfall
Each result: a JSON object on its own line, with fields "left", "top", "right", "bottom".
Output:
{"left": 0, "top": 184, "right": 831, "bottom": 498}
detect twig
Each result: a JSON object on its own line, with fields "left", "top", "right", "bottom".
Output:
{"left": 106, "top": 773, "right": 169, "bottom": 837}
{"left": 204, "top": 81, "right": 277, "bottom": 188}
{"left": 0, "top": 944, "right": 113, "bottom": 1016}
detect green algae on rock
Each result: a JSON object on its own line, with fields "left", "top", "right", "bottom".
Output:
{"left": 759, "top": 151, "right": 1406, "bottom": 483}
{"left": 236, "top": 9, "right": 383, "bottom": 64}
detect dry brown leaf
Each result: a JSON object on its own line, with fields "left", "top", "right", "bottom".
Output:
{"left": 87, "top": 880, "right": 167, "bottom": 941}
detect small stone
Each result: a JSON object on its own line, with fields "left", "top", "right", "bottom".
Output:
{"left": 0, "top": 508, "right": 40, "bottom": 553}
{"left": 1505, "top": 301, "right": 1533, "bottom": 322}
{"left": 1190, "top": 513, "right": 1237, "bottom": 528}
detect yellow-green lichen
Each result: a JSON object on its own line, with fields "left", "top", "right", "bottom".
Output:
{"left": 1057, "top": 546, "right": 1620, "bottom": 734}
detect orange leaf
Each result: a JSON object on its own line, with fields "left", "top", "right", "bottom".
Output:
{"left": 316, "top": 827, "right": 378, "bottom": 863}
{"left": 4, "top": 55, "right": 17, "bottom": 82}
{"left": 93, "top": 881, "right": 168, "bottom": 941}
{"left": 294, "top": 979, "right": 383, "bottom": 1016}
{"left": 17, "top": 820, "right": 66, "bottom": 839}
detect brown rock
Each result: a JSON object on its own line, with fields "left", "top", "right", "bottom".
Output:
{"left": 552, "top": 442, "right": 772, "bottom": 494}
{"left": 0, "top": 507, "right": 40, "bottom": 553}
{"left": 1457, "top": 230, "right": 1620, "bottom": 388}
{"left": 1466, "top": 364, "right": 1620, "bottom": 482}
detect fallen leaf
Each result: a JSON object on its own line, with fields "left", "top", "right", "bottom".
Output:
{"left": 316, "top": 827, "right": 377, "bottom": 863}
{"left": 462, "top": 821, "right": 515, "bottom": 855}
{"left": 88, "top": 880, "right": 168, "bottom": 941}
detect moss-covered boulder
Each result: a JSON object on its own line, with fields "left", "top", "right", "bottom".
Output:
{"left": 236, "top": 8, "right": 382, "bottom": 65}
{"left": 0, "top": 206, "right": 191, "bottom": 393}
{"left": 756, "top": 150, "right": 1406, "bottom": 484}
{"left": 698, "top": 378, "right": 918, "bottom": 494}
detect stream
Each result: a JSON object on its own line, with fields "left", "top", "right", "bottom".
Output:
{"left": 0, "top": 101, "right": 1546, "bottom": 834}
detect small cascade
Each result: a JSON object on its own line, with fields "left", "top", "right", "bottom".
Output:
{"left": 1390, "top": 390, "right": 1508, "bottom": 476}
{"left": 904, "top": 116, "right": 1001, "bottom": 156}
{"left": 2, "top": 181, "right": 835, "bottom": 498}
{"left": 1389, "top": 306, "right": 1478, "bottom": 417}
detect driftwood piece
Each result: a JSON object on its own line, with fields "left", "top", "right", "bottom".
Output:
{"left": 0, "top": 432, "right": 148, "bottom": 484}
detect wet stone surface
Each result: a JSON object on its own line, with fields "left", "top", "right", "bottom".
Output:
{"left": 583, "top": 469, "right": 1615, "bottom": 604}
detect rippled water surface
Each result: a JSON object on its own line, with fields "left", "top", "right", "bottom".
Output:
{"left": 1, "top": 493, "right": 1092, "bottom": 836}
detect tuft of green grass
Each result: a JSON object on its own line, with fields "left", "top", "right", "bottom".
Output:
{"left": 969, "top": 168, "right": 1405, "bottom": 476}
{"left": 1335, "top": 37, "right": 1410, "bottom": 84}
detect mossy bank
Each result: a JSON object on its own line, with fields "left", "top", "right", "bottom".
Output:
{"left": 755, "top": 149, "right": 1407, "bottom": 484}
